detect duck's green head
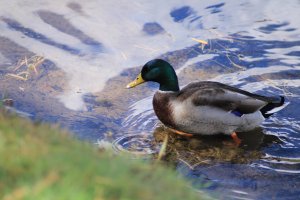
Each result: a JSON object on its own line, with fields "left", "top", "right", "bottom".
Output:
{"left": 126, "top": 59, "right": 179, "bottom": 91}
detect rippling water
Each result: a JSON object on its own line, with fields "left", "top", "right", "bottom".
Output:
{"left": 0, "top": 0, "right": 300, "bottom": 199}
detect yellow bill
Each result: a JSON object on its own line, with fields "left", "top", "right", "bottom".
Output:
{"left": 126, "top": 73, "right": 145, "bottom": 88}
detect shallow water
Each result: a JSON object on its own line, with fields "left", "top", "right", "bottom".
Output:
{"left": 0, "top": 0, "right": 300, "bottom": 199}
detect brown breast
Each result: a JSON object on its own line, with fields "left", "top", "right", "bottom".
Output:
{"left": 152, "top": 91, "right": 176, "bottom": 128}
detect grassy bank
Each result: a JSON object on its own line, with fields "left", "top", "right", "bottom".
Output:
{"left": 0, "top": 110, "right": 208, "bottom": 200}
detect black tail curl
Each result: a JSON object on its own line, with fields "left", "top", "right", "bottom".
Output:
{"left": 260, "top": 96, "right": 285, "bottom": 118}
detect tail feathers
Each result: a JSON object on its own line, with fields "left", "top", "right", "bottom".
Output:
{"left": 260, "top": 96, "right": 288, "bottom": 118}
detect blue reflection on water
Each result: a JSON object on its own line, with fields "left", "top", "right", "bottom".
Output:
{"left": 205, "top": 2, "right": 225, "bottom": 14}
{"left": 170, "top": 6, "right": 195, "bottom": 22}
{"left": 2, "top": 17, "right": 81, "bottom": 55}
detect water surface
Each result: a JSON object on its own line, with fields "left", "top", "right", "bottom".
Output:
{"left": 0, "top": 0, "right": 300, "bottom": 199}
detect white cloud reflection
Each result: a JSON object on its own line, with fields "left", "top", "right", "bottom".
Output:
{"left": 0, "top": 0, "right": 299, "bottom": 110}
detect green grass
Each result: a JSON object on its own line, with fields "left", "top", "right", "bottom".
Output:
{"left": 0, "top": 111, "right": 208, "bottom": 200}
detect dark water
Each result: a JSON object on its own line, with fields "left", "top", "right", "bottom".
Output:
{"left": 0, "top": 1, "right": 300, "bottom": 199}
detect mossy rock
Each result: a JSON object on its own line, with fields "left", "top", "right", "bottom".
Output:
{"left": 0, "top": 111, "right": 209, "bottom": 200}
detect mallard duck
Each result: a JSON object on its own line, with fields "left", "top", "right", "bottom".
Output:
{"left": 126, "top": 59, "right": 288, "bottom": 143}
